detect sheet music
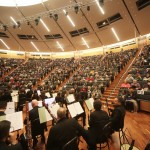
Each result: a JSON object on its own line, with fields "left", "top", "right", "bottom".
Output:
{"left": 6, "top": 111, "right": 23, "bottom": 132}
{"left": 11, "top": 90, "right": 18, "bottom": 96}
{"left": 28, "top": 101, "right": 43, "bottom": 111}
{"left": 85, "top": 100, "right": 93, "bottom": 111}
{"left": 45, "top": 92, "right": 50, "bottom": 98}
{"left": 52, "top": 93, "right": 57, "bottom": 98}
{"left": 45, "top": 98, "right": 55, "bottom": 106}
{"left": 5, "top": 102, "right": 15, "bottom": 114}
{"left": 45, "top": 109, "right": 52, "bottom": 121}
{"left": 49, "top": 103, "right": 60, "bottom": 119}
{"left": 67, "top": 104, "right": 77, "bottom": 118}
{"left": 25, "top": 89, "right": 30, "bottom": 93}
{"left": 74, "top": 102, "right": 84, "bottom": 115}
{"left": 12, "top": 95, "right": 18, "bottom": 102}
{"left": 38, "top": 107, "right": 47, "bottom": 124}
{"left": 67, "top": 94, "right": 75, "bottom": 103}
{"left": 89, "top": 98, "right": 94, "bottom": 107}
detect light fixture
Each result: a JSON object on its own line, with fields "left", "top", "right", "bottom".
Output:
{"left": 40, "top": 19, "right": 50, "bottom": 32}
{"left": 0, "top": 0, "right": 48, "bottom": 7}
{"left": 56, "top": 41, "right": 64, "bottom": 51}
{"left": 96, "top": 0, "right": 105, "bottom": 14}
{"left": 111, "top": 27, "right": 120, "bottom": 41}
{"left": 3, "top": 25, "right": 7, "bottom": 31}
{"left": 87, "top": 6, "right": 90, "bottom": 11}
{"left": 63, "top": 10, "right": 75, "bottom": 27}
{"left": 54, "top": 14, "right": 58, "bottom": 21}
{"left": 74, "top": 6, "right": 79, "bottom": 14}
{"left": 0, "top": 39, "right": 10, "bottom": 49}
{"left": 10, "top": 16, "right": 18, "bottom": 26}
{"left": 31, "top": 41, "right": 39, "bottom": 51}
{"left": 35, "top": 17, "right": 40, "bottom": 26}
{"left": 82, "top": 37, "right": 89, "bottom": 48}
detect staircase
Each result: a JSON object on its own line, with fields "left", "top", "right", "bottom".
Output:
{"left": 100, "top": 48, "right": 143, "bottom": 106}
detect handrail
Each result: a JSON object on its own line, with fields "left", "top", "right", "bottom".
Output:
{"left": 106, "top": 47, "right": 144, "bottom": 100}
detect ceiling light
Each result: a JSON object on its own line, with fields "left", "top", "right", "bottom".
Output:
{"left": 0, "top": 39, "right": 10, "bottom": 49}
{"left": 63, "top": 10, "right": 75, "bottom": 27}
{"left": 96, "top": 0, "right": 105, "bottom": 14}
{"left": 0, "top": 0, "right": 48, "bottom": 7}
{"left": 40, "top": 19, "right": 50, "bottom": 32}
{"left": 111, "top": 27, "right": 120, "bottom": 41}
{"left": 56, "top": 41, "right": 64, "bottom": 51}
{"left": 31, "top": 41, "right": 39, "bottom": 51}
{"left": 82, "top": 37, "right": 89, "bottom": 48}
{"left": 10, "top": 16, "right": 18, "bottom": 26}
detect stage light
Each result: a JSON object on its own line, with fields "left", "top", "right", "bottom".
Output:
{"left": 98, "top": 0, "right": 104, "bottom": 6}
{"left": 35, "top": 17, "right": 40, "bottom": 26}
{"left": 3, "top": 25, "right": 7, "bottom": 31}
{"left": 111, "top": 27, "right": 120, "bottom": 41}
{"left": 74, "top": 6, "right": 79, "bottom": 14}
{"left": 87, "top": 6, "right": 90, "bottom": 11}
{"left": 0, "top": 39, "right": 10, "bottom": 49}
{"left": 54, "top": 14, "right": 58, "bottom": 21}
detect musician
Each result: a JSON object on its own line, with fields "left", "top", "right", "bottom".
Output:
{"left": 28, "top": 100, "right": 45, "bottom": 147}
{"left": 0, "top": 102, "right": 7, "bottom": 116}
{"left": 110, "top": 98, "right": 126, "bottom": 131}
{"left": 87, "top": 100, "right": 109, "bottom": 150}
{"left": 46, "top": 107, "right": 87, "bottom": 150}
{"left": 0, "top": 120, "right": 22, "bottom": 150}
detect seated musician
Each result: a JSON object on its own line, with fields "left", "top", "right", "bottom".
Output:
{"left": 0, "top": 120, "right": 22, "bottom": 150}
{"left": 110, "top": 98, "right": 126, "bottom": 131}
{"left": 0, "top": 102, "right": 7, "bottom": 116}
{"left": 27, "top": 100, "right": 45, "bottom": 147}
{"left": 46, "top": 107, "right": 87, "bottom": 150}
{"left": 87, "top": 100, "right": 109, "bottom": 150}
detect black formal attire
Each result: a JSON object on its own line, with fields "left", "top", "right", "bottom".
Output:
{"left": 0, "top": 142, "right": 22, "bottom": 150}
{"left": 29, "top": 106, "right": 45, "bottom": 145}
{"left": 87, "top": 110, "right": 109, "bottom": 150}
{"left": 110, "top": 105, "right": 126, "bottom": 131}
{"left": 46, "top": 117, "right": 87, "bottom": 150}
{"left": 0, "top": 111, "right": 5, "bottom": 116}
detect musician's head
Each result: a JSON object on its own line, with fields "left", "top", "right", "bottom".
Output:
{"left": 57, "top": 107, "right": 66, "bottom": 120}
{"left": 0, "top": 120, "right": 11, "bottom": 141}
{"left": 32, "top": 99, "right": 38, "bottom": 108}
{"left": 113, "top": 98, "right": 124, "bottom": 106}
{"left": 94, "top": 100, "right": 102, "bottom": 110}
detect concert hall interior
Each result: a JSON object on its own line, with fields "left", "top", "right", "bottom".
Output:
{"left": 0, "top": 0, "right": 150, "bottom": 150}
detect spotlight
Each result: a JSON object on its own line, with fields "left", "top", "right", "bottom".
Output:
{"left": 17, "top": 22, "right": 21, "bottom": 28}
{"left": 3, "top": 25, "right": 7, "bottom": 31}
{"left": 98, "top": 0, "right": 104, "bottom": 6}
{"left": 54, "top": 14, "right": 58, "bottom": 21}
{"left": 87, "top": 6, "right": 90, "bottom": 11}
{"left": 74, "top": 6, "right": 79, "bottom": 14}
{"left": 35, "top": 17, "right": 40, "bottom": 26}
{"left": 49, "top": 13, "right": 53, "bottom": 18}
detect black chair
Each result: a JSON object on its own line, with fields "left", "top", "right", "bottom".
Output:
{"left": 97, "top": 122, "right": 112, "bottom": 150}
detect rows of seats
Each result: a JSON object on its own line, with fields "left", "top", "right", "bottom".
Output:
{"left": 0, "top": 58, "right": 24, "bottom": 78}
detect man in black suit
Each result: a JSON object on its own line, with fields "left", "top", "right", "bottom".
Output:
{"left": 29, "top": 100, "right": 45, "bottom": 147}
{"left": 110, "top": 98, "right": 126, "bottom": 131}
{"left": 46, "top": 107, "right": 87, "bottom": 150}
{"left": 0, "top": 120, "right": 22, "bottom": 150}
{"left": 87, "top": 100, "right": 109, "bottom": 150}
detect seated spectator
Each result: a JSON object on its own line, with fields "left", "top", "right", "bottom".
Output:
{"left": 131, "top": 80, "right": 141, "bottom": 90}
{"left": 125, "top": 74, "right": 134, "bottom": 84}
{"left": 121, "top": 80, "right": 131, "bottom": 88}
{"left": 143, "top": 74, "right": 150, "bottom": 81}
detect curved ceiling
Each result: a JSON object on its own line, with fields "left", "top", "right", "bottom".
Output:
{"left": 0, "top": 0, "right": 149, "bottom": 52}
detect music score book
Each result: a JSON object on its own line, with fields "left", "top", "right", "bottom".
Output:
{"left": 0, "top": 111, "right": 23, "bottom": 132}
{"left": 85, "top": 98, "right": 94, "bottom": 111}
{"left": 67, "top": 94, "right": 75, "bottom": 103}
{"left": 5, "top": 102, "right": 15, "bottom": 114}
{"left": 67, "top": 102, "right": 84, "bottom": 118}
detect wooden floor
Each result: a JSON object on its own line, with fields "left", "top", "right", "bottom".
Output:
{"left": 33, "top": 111, "right": 150, "bottom": 150}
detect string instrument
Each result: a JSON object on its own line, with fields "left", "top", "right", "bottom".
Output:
{"left": 25, "top": 101, "right": 33, "bottom": 150}
{"left": 42, "top": 101, "right": 58, "bottom": 124}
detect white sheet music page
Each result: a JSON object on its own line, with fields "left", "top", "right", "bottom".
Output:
{"left": 5, "top": 102, "right": 15, "bottom": 114}
{"left": 49, "top": 103, "right": 60, "bottom": 119}
{"left": 67, "top": 94, "right": 75, "bottom": 103}
{"left": 45, "top": 109, "right": 53, "bottom": 121}
{"left": 67, "top": 104, "right": 77, "bottom": 118}
{"left": 45, "top": 92, "right": 50, "bottom": 98}
{"left": 74, "top": 102, "right": 84, "bottom": 115}
{"left": 12, "top": 95, "right": 18, "bottom": 102}
{"left": 89, "top": 98, "right": 94, "bottom": 107}
{"left": 6, "top": 111, "right": 23, "bottom": 132}
{"left": 52, "top": 93, "right": 57, "bottom": 98}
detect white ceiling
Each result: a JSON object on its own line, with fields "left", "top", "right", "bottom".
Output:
{"left": 0, "top": 0, "right": 149, "bottom": 52}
